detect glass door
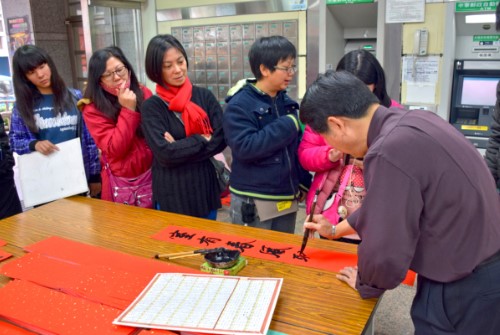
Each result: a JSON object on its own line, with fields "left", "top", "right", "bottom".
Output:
{"left": 88, "top": 5, "right": 144, "bottom": 83}
{"left": 80, "top": 0, "right": 145, "bottom": 83}
{"left": 66, "top": 15, "right": 87, "bottom": 92}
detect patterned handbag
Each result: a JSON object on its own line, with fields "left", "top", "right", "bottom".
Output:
{"left": 102, "top": 154, "right": 153, "bottom": 208}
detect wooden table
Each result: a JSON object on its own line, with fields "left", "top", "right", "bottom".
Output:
{"left": 0, "top": 197, "right": 378, "bottom": 335}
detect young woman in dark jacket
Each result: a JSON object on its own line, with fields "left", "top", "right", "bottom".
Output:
{"left": 142, "top": 34, "right": 226, "bottom": 219}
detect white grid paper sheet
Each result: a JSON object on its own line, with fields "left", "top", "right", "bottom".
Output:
{"left": 113, "top": 273, "right": 283, "bottom": 335}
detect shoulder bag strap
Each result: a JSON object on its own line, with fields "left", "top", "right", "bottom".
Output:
{"left": 156, "top": 95, "right": 184, "bottom": 126}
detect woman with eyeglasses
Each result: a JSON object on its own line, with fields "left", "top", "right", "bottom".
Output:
{"left": 298, "top": 49, "right": 402, "bottom": 244}
{"left": 9, "top": 45, "right": 101, "bottom": 199}
{"left": 141, "top": 34, "right": 226, "bottom": 219}
{"left": 80, "top": 46, "right": 153, "bottom": 205}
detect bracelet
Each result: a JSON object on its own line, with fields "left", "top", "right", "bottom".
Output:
{"left": 330, "top": 224, "right": 337, "bottom": 240}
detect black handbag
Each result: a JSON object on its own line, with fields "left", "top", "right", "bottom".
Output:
{"left": 210, "top": 157, "right": 230, "bottom": 195}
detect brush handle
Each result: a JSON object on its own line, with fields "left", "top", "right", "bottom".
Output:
{"left": 155, "top": 247, "right": 225, "bottom": 260}
{"left": 159, "top": 253, "right": 203, "bottom": 260}
{"left": 155, "top": 250, "right": 201, "bottom": 259}
{"left": 300, "top": 190, "right": 320, "bottom": 254}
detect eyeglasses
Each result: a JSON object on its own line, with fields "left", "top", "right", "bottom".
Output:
{"left": 101, "top": 66, "right": 127, "bottom": 80}
{"left": 274, "top": 65, "right": 297, "bottom": 74}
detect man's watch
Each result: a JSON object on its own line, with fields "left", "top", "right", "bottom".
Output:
{"left": 330, "top": 224, "right": 336, "bottom": 240}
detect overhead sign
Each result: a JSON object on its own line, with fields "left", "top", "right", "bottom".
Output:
{"left": 455, "top": 1, "right": 499, "bottom": 12}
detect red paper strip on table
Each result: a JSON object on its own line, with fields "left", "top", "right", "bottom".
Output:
{"left": 1, "top": 237, "right": 201, "bottom": 310}
{"left": 23, "top": 236, "right": 200, "bottom": 275}
{"left": 0, "top": 240, "right": 6, "bottom": 247}
{"left": 0, "top": 320, "right": 36, "bottom": 335}
{"left": 1, "top": 252, "right": 170, "bottom": 310}
{"left": 0, "top": 250, "right": 12, "bottom": 262}
{"left": 0, "top": 280, "right": 133, "bottom": 335}
{"left": 137, "top": 329, "right": 182, "bottom": 335}
{"left": 152, "top": 226, "right": 416, "bottom": 286}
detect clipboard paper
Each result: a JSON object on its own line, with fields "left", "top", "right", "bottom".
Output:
{"left": 113, "top": 273, "right": 282, "bottom": 335}
{"left": 18, "top": 138, "right": 88, "bottom": 207}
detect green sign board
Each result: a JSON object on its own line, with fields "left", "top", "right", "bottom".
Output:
{"left": 326, "top": 0, "right": 374, "bottom": 5}
{"left": 473, "top": 35, "right": 500, "bottom": 41}
{"left": 455, "top": 1, "right": 499, "bottom": 12}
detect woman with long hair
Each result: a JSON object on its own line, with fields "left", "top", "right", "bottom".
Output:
{"left": 141, "top": 34, "right": 226, "bottom": 219}
{"left": 9, "top": 45, "right": 101, "bottom": 197}
{"left": 80, "top": 46, "right": 153, "bottom": 206}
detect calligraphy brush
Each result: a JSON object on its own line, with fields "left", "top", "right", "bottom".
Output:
{"left": 155, "top": 247, "right": 224, "bottom": 260}
{"left": 299, "top": 189, "right": 320, "bottom": 254}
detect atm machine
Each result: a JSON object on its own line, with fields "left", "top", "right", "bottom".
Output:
{"left": 449, "top": 4, "right": 500, "bottom": 150}
{"left": 449, "top": 59, "right": 500, "bottom": 149}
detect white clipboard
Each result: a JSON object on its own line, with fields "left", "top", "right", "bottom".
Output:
{"left": 254, "top": 199, "right": 298, "bottom": 221}
{"left": 18, "top": 138, "right": 89, "bottom": 207}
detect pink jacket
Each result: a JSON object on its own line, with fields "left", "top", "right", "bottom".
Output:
{"left": 298, "top": 99, "right": 403, "bottom": 223}
{"left": 298, "top": 125, "right": 341, "bottom": 223}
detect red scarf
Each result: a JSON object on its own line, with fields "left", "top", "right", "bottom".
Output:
{"left": 155, "top": 77, "right": 213, "bottom": 136}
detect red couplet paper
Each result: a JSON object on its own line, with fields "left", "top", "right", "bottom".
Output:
{"left": 4, "top": 237, "right": 201, "bottom": 310}
{"left": 0, "top": 320, "right": 36, "bottom": 335}
{"left": 0, "top": 250, "right": 12, "bottom": 262}
{"left": 23, "top": 236, "right": 200, "bottom": 276}
{"left": 0, "top": 280, "right": 133, "bottom": 335}
{"left": 152, "top": 226, "right": 416, "bottom": 286}
{"left": 137, "top": 329, "right": 180, "bottom": 335}
{"left": 0, "top": 240, "right": 6, "bottom": 247}
{"left": 1, "top": 252, "right": 170, "bottom": 310}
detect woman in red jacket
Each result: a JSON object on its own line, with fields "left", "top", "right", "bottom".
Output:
{"left": 80, "top": 46, "right": 153, "bottom": 206}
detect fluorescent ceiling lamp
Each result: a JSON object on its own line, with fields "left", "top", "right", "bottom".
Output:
{"left": 465, "top": 14, "right": 495, "bottom": 24}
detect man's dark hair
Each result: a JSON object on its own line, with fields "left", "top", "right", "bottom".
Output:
{"left": 248, "top": 36, "right": 296, "bottom": 80}
{"left": 300, "top": 70, "right": 379, "bottom": 133}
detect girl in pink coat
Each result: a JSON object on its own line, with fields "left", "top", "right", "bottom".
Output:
{"left": 299, "top": 50, "right": 402, "bottom": 243}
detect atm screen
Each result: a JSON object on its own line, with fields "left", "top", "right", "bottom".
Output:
{"left": 460, "top": 76, "right": 500, "bottom": 106}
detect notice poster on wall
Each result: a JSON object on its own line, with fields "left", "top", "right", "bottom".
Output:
{"left": 6, "top": 16, "right": 32, "bottom": 54}
{"left": 386, "top": 0, "right": 425, "bottom": 24}
{"left": 402, "top": 55, "right": 440, "bottom": 104}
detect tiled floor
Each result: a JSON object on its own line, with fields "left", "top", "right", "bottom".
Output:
{"left": 216, "top": 200, "right": 415, "bottom": 335}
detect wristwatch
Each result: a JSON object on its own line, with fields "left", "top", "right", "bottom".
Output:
{"left": 330, "top": 225, "right": 336, "bottom": 240}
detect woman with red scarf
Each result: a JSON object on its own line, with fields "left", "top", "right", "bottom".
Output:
{"left": 80, "top": 46, "right": 153, "bottom": 204}
{"left": 142, "top": 34, "right": 226, "bottom": 219}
